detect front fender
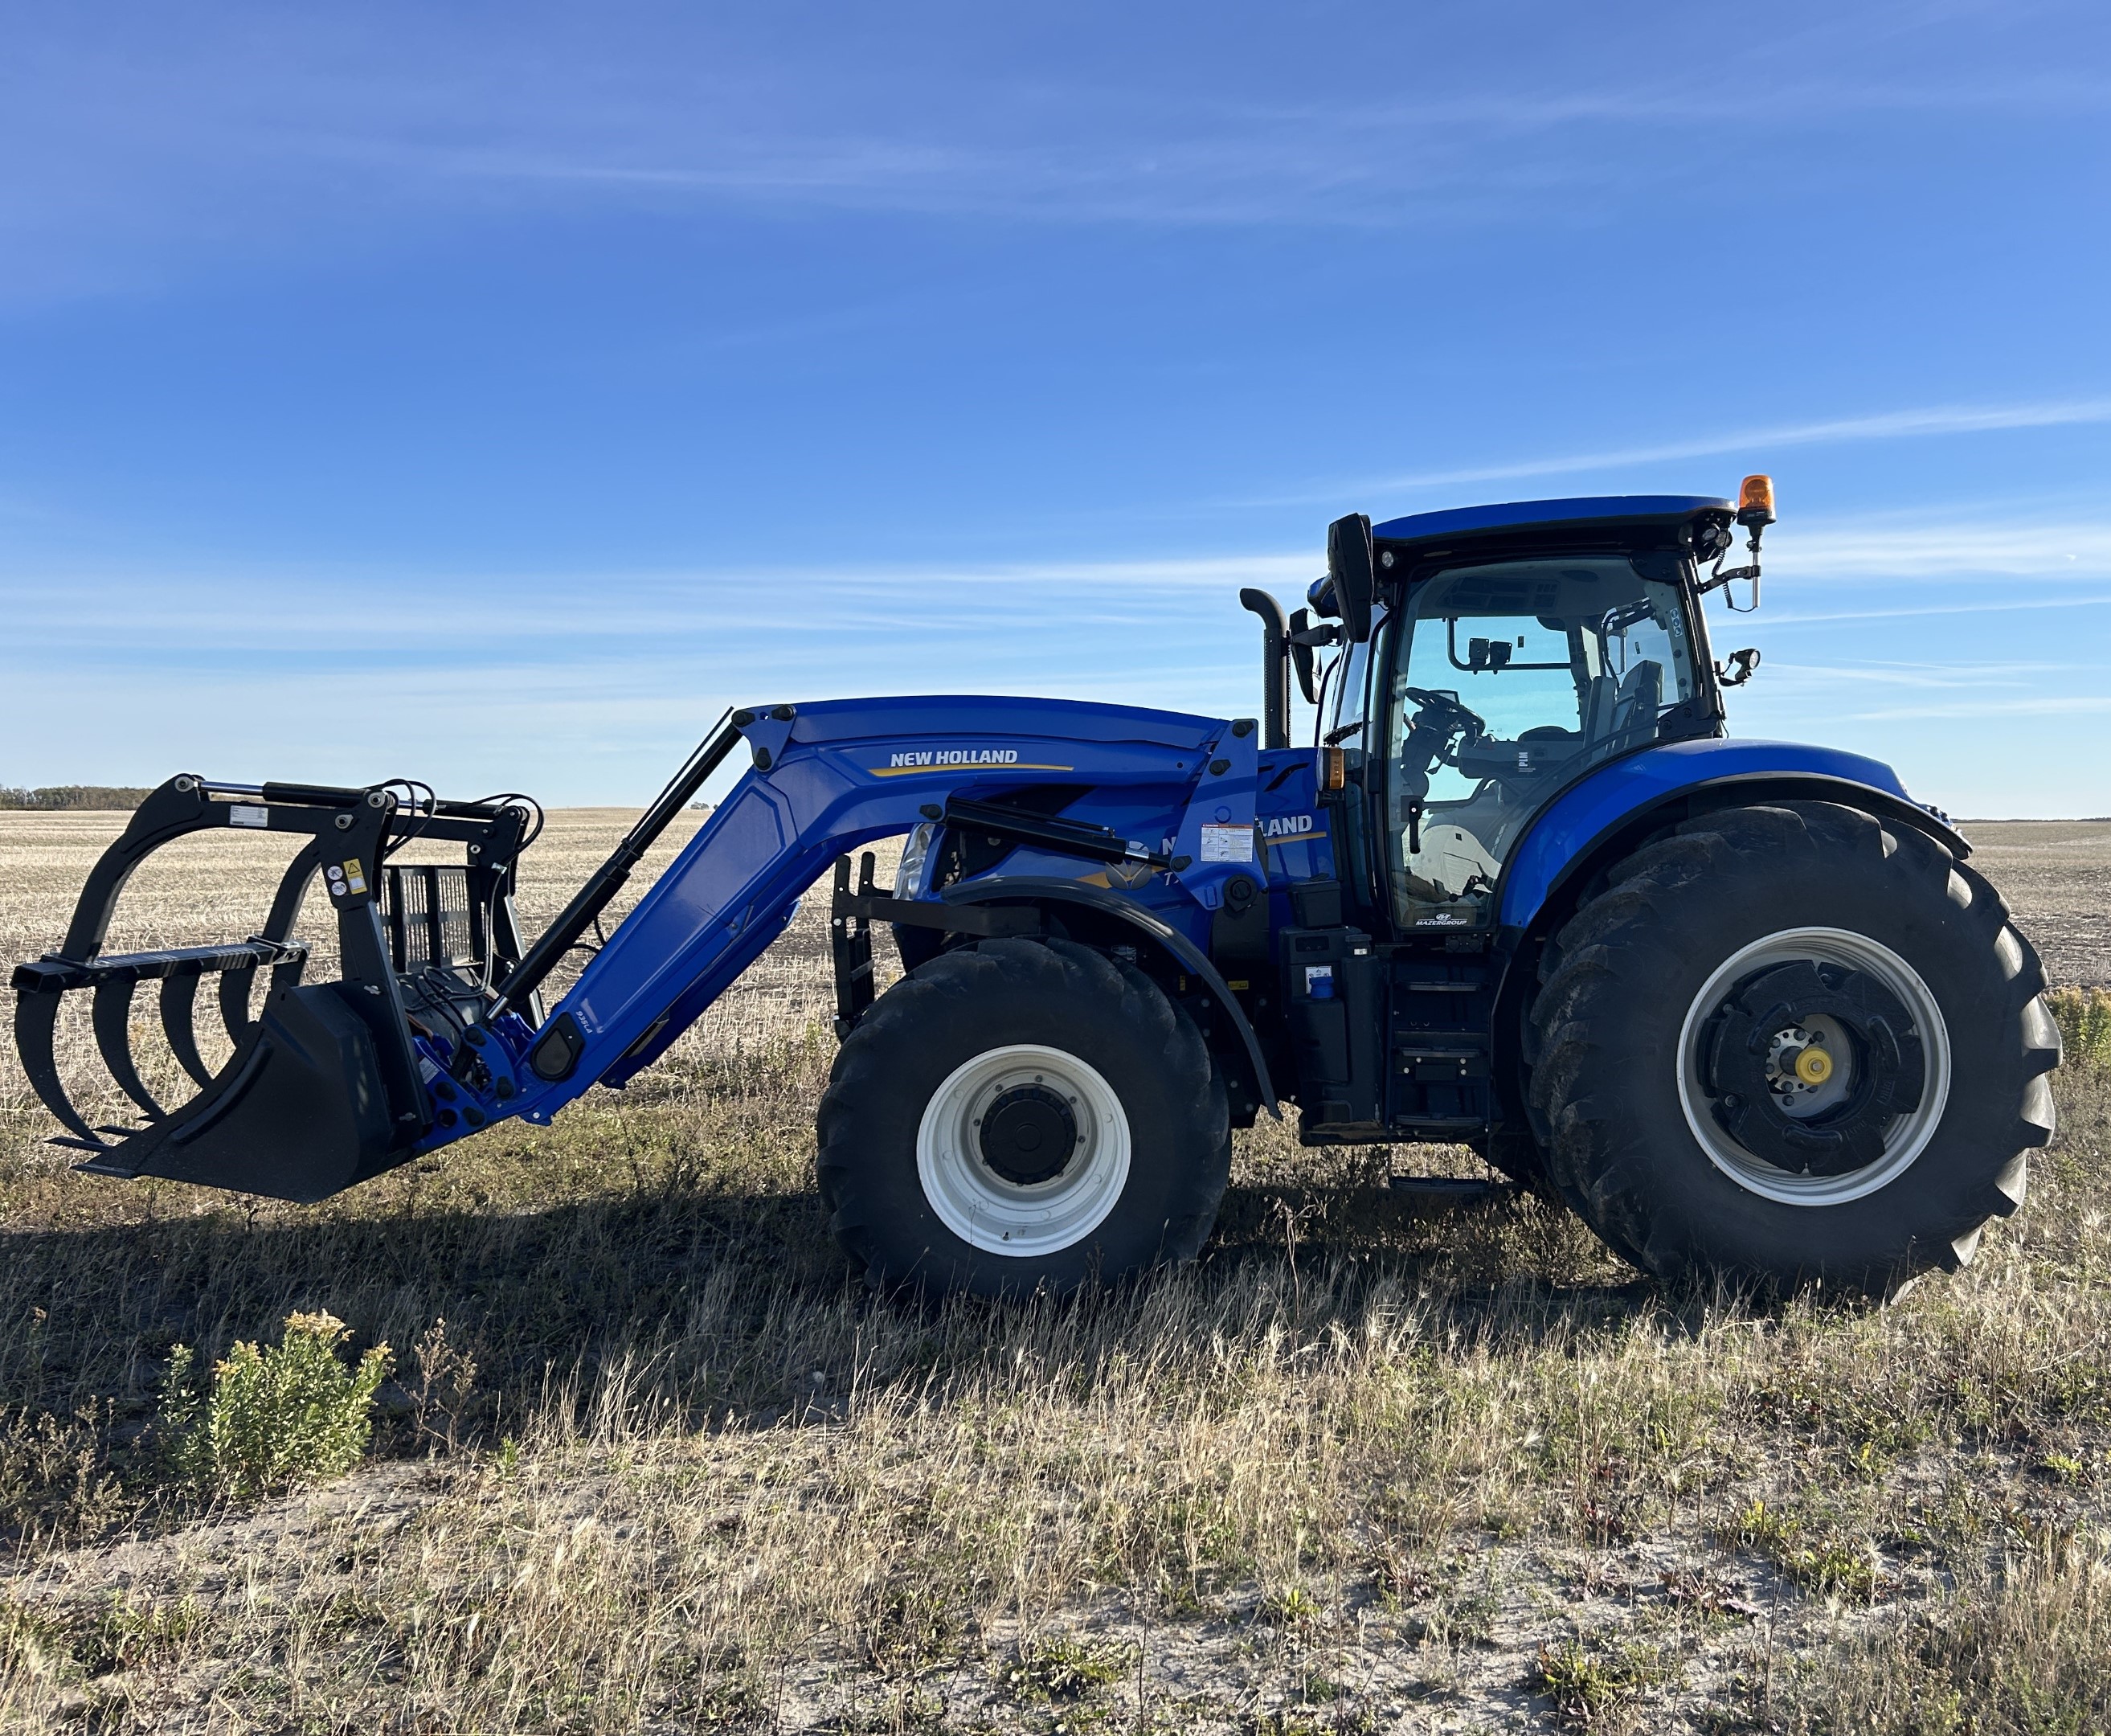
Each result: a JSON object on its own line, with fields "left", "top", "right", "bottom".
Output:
{"left": 1496, "top": 737, "right": 1967, "bottom": 937}
{"left": 942, "top": 877, "right": 1280, "bottom": 1119}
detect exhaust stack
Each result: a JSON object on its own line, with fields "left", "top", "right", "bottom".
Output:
{"left": 1238, "top": 588, "right": 1291, "bottom": 750}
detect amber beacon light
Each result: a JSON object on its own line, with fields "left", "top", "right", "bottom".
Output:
{"left": 1737, "top": 473, "right": 1776, "bottom": 529}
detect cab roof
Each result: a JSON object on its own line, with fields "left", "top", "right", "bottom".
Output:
{"left": 1371, "top": 494, "right": 1733, "bottom": 548}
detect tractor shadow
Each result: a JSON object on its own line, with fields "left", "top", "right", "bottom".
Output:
{"left": 0, "top": 1151, "right": 1693, "bottom": 1479}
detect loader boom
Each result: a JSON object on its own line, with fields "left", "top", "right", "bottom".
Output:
{"left": 18, "top": 694, "right": 1269, "bottom": 1194}
{"left": 505, "top": 694, "right": 1258, "bottom": 1124}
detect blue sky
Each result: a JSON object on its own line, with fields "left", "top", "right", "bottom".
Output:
{"left": 2, "top": 2, "right": 2107, "bottom": 814}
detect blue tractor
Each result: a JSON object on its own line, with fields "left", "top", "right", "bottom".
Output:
{"left": 14, "top": 482, "right": 2060, "bottom": 1296}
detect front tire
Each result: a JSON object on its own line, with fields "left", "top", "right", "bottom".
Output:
{"left": 816, "top": 938, "right": 1230, "bottom": 1296}
{"left": 1528, "top": 801, "right": 2059, "bottom": 1295}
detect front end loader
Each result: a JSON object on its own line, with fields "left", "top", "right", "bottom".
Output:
{"left": 13, "top": 480, "right": 2061, "bottom": 1296}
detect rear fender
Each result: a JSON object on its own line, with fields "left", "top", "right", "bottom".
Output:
{"left": 942, "top": 877, "right": 1280, "bottom": 1121}
{"left": 1499, "top": 751, "right": 1966, "bottom": 941}
{"left": 1487, "top": 745, "right": 1970, "bottom": 1126}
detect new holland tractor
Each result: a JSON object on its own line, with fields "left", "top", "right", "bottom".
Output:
{"left": 13, "top": 481, "right": 2059, "bottom": 1296}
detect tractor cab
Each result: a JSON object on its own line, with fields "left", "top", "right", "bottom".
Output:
{"left": 1308, "top": 493, "right": 1753, "bottom": 933}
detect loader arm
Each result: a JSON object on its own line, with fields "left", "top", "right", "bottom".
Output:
{"left": 11, "top": 696, "right": 1262, "bottom": 1200}
{"left": 479, "top": 694, "right": 1259, "bottom": 1137}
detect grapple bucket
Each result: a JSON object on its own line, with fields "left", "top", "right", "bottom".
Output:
{"left": 11, "top": 775, "right": 538, "bottom": 1202}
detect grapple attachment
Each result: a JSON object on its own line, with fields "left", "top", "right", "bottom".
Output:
{"left": 11, "top": 775, "right": 537, "bottom": 1202}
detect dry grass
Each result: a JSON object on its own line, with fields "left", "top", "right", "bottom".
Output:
{"left": 0, "top": 812, "right": 2107, "bottom": 1733}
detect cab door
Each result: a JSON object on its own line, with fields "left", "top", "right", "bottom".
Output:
{"left": 1318, "top": 610, "right": 1390, "bottom": 929}
{"left": 1368, "top": 551, "right": 1704, "bottom": 1141}
{"left": 1377, "top": 553, "right": 1704, "bottom": 933}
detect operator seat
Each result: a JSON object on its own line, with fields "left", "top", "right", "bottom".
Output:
{"left": 1608, "top": 660, "right": 1663, "bottom": 750}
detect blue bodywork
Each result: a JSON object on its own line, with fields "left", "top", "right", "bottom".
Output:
{"left": 1373, "top": 495, "right": 1733, "bottom": 543}
{"left": 364, "top": 494, "right": 1960, "bottom": 1158}
{"left": 1495, "top": 738, "right": 1914, "bottom": 928}
{"left": 26, "top": 489, "right": 1980, "bottom": 1206}
{"left": 423, "top": 693, "right": 1934, "bottom": 1153}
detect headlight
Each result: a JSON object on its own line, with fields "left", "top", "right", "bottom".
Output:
{"left": 895, "top": 822, "right": 934, "bottom": 895}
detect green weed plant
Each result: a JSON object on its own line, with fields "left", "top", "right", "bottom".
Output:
{"left": 2048, "top": 987, "right": 2111, "bottom": 1071}
{"left": 158, "top": 1312, "right": 391, "bottom": 1501}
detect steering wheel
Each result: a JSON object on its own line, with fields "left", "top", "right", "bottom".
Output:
{"left": 1395, "top": 686, "right": 1489, "bottom": 808}
{"left": 1401, "top": 687, "right": 1488, "bottom": 761}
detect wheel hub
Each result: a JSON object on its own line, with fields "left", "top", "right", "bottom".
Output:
{"left": 1787, "top": 1037, "right": 1834, "bottom": 1087}
{"left": 1689, "top": 942, "right": 1940, "bottom": 1193}
{"left": 915, "top": 1044, "right": 1134, "bottom": 1257}
{"left": 1763, "top": 1021, "right": 1843, "bottom": 1106}
{"left": 978, "top": 1083, "right": 1079, "bottom": 1185}
{"left": 1701, "top": 959, "right": 1926, "bottom": 1177}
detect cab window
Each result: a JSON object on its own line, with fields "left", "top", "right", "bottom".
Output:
{"left": 1327, "top": 615, "right": 1377, "bottom": 747}
{"left": 1381, "top": 555, "right": 1699, "bottom": 929}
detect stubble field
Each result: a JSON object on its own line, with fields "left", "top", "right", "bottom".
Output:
{"left": 0, "top": 809, "right": 2107, "bottom": 1734}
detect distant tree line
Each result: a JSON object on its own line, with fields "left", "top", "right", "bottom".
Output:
{"left": 0, "top": 785, "right": 154, "bottom": 811}
{"left": 2, "top": 789, "right": 726, "bottom": 813}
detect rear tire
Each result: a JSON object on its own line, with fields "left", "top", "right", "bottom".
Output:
{"left": 1528, "top": 801, "right": 2059, "bottom": 1296}
{"left": 817, "top": 938, "right": 1230, "bottom": 1296}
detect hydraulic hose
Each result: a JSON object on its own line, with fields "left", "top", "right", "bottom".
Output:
{"left": 490, "top": 710, "right": 743, "bottom": 1021}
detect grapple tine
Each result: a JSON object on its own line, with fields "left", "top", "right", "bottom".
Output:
{"left": 92, "top": 979, "right": 165, "bottom": 1120}
{"left": 12, "top": 990, "right": 108, "bottom": 1148}
{"left": 159, "top": 971, "right": 216, "bottom": 1087}
{"left": 219, "top": 966, "right": 256, "bottom": 1047}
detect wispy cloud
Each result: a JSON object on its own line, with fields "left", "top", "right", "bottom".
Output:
{"left": 1254, "top": 400, "right": 2111, "bottom": 508}
{"left": 1757, "top": 660, "right": 2051, "bottom": 690}
{"left": 340, "top": 59, "right": 2111, "bottom": 231}
{"left": 1843, "top": 695, "right": 2111, "bottom": 721}
{"left": 1770, "top": 518, "right": 2111, "bottom": 579}
{"left": 9, "top": 518, "right": 2105, "bottom": 801}
{"left": 11, "top": 509, "right": 2111, "bottom": 662}
{"left": 1759, "top": 592, "right": 2111, "bottom": 627}
{"left": 0, "top": 552, "right": 1317, "bottom": 656}
{"left": 6, "top": 7, "right": 2107, "bottom": 305}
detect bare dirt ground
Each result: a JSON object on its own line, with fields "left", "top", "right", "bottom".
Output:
{"left": 1961, "top": 820, "right": 2111, "bottom": 988}
{"left": 0, "top": 809, "right": 2106, "bottom": 1733}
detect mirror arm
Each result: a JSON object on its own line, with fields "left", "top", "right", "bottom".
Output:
{"left": 1697, "top": 519, "right": 1767, "bottom": 612}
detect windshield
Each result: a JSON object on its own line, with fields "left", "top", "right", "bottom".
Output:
{"left": 1382, "top": 554, "right": 1700, "bottom": 928}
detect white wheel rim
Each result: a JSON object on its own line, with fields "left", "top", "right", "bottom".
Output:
{"left": 1676, "top": 927, "right": 1952, "bottom": 1206}
{"left": 916, "top": 1043, "right": 1131, "bottom": 1257}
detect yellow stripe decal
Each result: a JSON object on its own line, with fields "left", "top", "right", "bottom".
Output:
{"left": 867, "top": 763, "right": 1077, "bottom": 776}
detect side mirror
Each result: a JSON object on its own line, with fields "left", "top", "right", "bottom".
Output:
{"left": 1287, "top": 608, "right": 1319, "bottom": 705}
{"left": 1716, "top": 647, "right": 1761, "bottom": 687}
{"left": 1325, "top": 513, "right": 1377, "bottom": 644}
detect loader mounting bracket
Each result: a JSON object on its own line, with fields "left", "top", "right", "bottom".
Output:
{"left": 528, "top": 1013, "right": 590, "bottom": 1083}
{"left": 830, "top": 853, "right": 1041, "bottom": 1036}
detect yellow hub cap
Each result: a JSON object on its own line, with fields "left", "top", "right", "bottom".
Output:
{"left": 1793, "top": 1046, "right": 1834, "bottom": 1087}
